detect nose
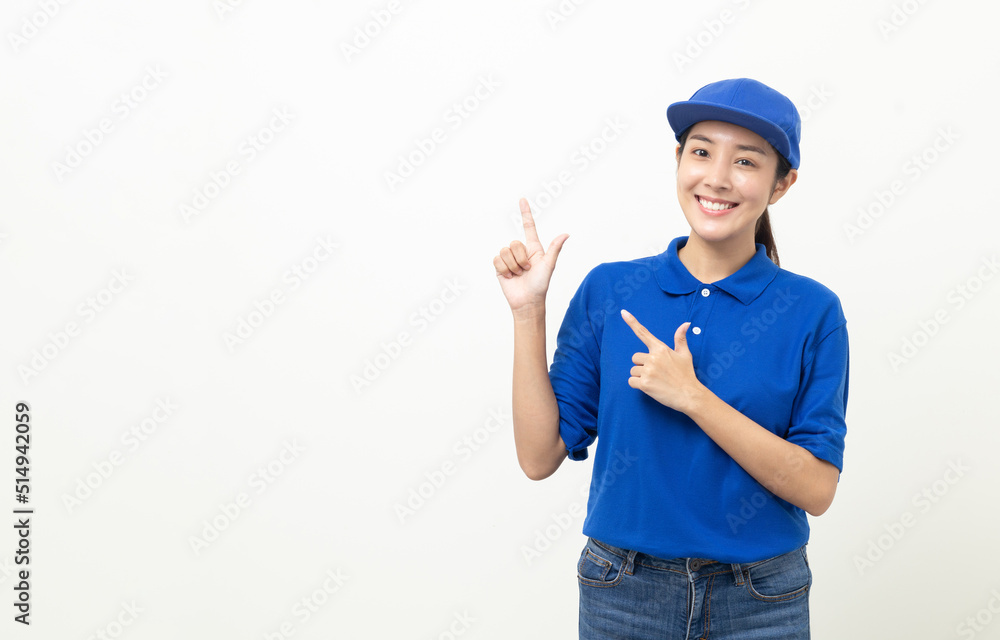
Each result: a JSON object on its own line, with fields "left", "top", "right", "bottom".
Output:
{"left": 703, "top": 157, "right": 731, "bottom": 191}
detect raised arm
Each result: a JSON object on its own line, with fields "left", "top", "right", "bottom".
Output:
{"left": 493, "top": 198, "right": 570, "bottom": 480}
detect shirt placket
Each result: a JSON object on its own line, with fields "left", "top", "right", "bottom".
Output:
{"left": 686, "top": 284, "right": 717, "bottom": 364}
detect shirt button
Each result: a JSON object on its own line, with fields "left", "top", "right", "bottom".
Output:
{"left": 701, "top": 288, "right": 710, "bottom": 297}
{"left": 692, "top": 327, "right": 701, "bottom": 335}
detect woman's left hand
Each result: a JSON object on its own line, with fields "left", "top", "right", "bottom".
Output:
{"left": 620, "top": 309, "right": 705, "bottom": 414}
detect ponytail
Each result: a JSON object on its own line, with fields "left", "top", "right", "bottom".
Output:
{"left": 759, "top": 150, "right": 793, "bottom": 267}
{"left": 755, "top": 210, "right": 779, "bottom": 267}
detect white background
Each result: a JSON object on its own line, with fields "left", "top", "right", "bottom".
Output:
{"left": 2, "top": 0, "right": 999, "bottom": 638}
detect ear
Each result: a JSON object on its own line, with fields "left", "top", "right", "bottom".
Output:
{"left": 768, "top": 168, "right": 798, "bottom": 205}
{"left": 675, "top": 143, "right": 682, "bottom": 161}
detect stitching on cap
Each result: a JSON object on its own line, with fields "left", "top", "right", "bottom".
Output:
{"left": 729, "top": 78, "right": 748, "bottom": 105}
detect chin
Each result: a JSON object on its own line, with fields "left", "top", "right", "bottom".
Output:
{"left": 687, "top": 222, "right": 752, "bottom": 246}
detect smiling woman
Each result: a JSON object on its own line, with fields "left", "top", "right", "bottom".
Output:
{"left": 675, "top": 122, "right": 795, "bottom": 270}
{"left": 493, "top": 78, "right": 849, "bottom": 640}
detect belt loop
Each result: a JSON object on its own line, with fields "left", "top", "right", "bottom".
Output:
{"left": 731, "top": 562, "right": 744, "bottom": 586}
{"left": 625, "top": 549, "right": 638, "bottom": 576}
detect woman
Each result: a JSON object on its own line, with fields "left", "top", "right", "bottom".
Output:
{"left": 493, "top": 78, "right": 849, "bottom": 639}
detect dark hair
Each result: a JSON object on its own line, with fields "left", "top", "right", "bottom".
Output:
{"left": 677, "top": 127, "right": 792, "bottom": 267}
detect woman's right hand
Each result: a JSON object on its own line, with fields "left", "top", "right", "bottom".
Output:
{"left": 494, "top": 198, "right": 569, "bottom": 317}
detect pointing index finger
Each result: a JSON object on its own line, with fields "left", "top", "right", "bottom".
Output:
{"left": 620, "top": 309, "right": 663, "bottom": 349}
{"left": 519, "top": 198, "right": 541, "bottom": 245}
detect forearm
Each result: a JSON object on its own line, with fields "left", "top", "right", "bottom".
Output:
{"left": 511, "top": 307, "right": 567, "bottom": 480}
{"left": 683, "top": 385, "right": 839, "bottom": 516}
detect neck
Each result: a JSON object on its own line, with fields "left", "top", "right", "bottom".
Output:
{"left": 677, "top": 232, "right": 757, "bottom": 284}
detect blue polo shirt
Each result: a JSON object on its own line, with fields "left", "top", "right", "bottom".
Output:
{"left": 549, "top": 236, "right": 849, "bottom": 563}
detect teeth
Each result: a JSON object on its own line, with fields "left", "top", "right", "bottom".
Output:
{"left": 698, "top": 196, "right": 736, "bottom": 211}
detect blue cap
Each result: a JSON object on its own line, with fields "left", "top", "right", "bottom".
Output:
{"left": 666, "top": 78, "right": 801, "bottom": 169}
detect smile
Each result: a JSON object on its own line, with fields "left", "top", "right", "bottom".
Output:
{"left": 696, "top": 195, "right": 738, "bottom": 213}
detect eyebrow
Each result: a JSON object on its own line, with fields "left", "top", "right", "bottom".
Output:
{"left": 689, "top": 134, "right": 769, "bottom": 156}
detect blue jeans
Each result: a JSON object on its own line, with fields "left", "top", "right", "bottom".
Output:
{"left": 578, "top": 537, "right": 811, "bottom": 639}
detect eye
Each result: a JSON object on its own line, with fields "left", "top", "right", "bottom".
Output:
{"left": 736, "top": 158, "right": 756, "bottom": 167}
{"left": 692, "top": 148, "right": 708, "bottom": 157}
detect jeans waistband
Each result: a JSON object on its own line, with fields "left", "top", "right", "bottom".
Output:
{"left": 589, "top": 537, "right": 804, "bottom": 585}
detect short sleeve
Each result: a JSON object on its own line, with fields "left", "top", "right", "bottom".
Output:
{"left": 548, "top": 269, "right": 603, "bottom": 461}
{"left": 786, "top": 321, "right": 850, "bottom": 473}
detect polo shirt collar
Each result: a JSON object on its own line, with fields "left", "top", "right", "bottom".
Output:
{"left": 653, "top": 236, "right": 779, "bottom": 305}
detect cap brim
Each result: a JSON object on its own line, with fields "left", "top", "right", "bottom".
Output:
{"left": 666, "top": 101, "right": 794, "bottom": 168}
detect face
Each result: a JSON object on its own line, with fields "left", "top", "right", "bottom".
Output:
{"left": 675, "top": 120, "right": 797, "bottom": 250}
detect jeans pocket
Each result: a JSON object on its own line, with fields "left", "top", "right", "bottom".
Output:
{"left": 744, "top": 545, "right": 812, "bottom": 603}
{"left": 577, "top": 539, "right": 625, "bottom": 588}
